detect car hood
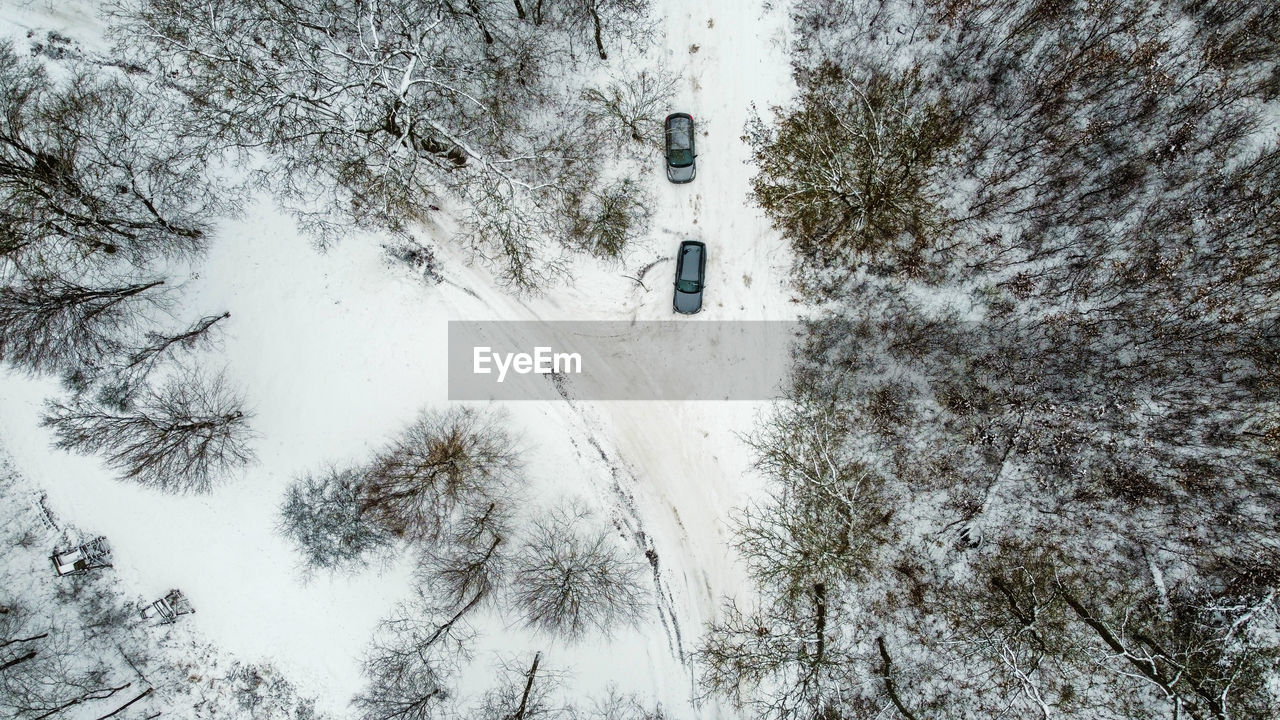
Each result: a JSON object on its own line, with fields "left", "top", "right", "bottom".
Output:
{"left": 674, "top": 288, "right": 703, "bottom": 314}
{"left": 667, "top": 163, "right": 695, "bottom": 183}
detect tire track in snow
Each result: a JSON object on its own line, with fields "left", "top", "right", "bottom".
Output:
{"left": 549, "top": 375, "right": 689, "bottom": 664}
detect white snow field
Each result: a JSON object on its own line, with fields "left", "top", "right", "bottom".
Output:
{"left": 0, "top": 0, "right": 796, "bottom": 716}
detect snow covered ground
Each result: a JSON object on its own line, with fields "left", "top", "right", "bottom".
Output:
{"left": 0, "top": 0, "right": 796, "bottom": 715}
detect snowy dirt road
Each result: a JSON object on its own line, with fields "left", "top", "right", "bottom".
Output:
{"left": 429, "top": 0, "right": 798, "bottom": 692}
{"left": 0, "top": 1, "right": 796, "bottom": 717}
{"left": 451, "top": 2, "right": 796, "bottom": 711}
{"left": 442, "top": 0, "right": 797, "bottom": 705}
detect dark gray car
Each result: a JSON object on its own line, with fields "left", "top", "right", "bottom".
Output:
{"left": 665, "top": 113, "right": 696, "bottom": 183}
{"left": 673, "top": 240, "right": 706, "bottom": 314}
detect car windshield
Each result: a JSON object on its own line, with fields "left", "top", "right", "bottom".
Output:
{"left": 676, "top": 279, "right": 701, "bottom": 293}
{"left": 668, "top": 148, "right": 694, "bottom": 167}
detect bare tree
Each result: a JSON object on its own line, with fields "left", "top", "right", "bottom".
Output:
{"left": 0, "top": 610, "right": 131, "bottom": 720}
{"left": 353, "top": 585, "right": 484, "bottom": 720}
{"left": 417, "top": 492, "right": 514, "bottom": 609}
{"left": 0, "top": 41, "right": 227, "bottom": 270}
{"left": 0, "top": 35, "right": 237, "bottom": 420}
{"left": 510, "top": 502, "right": 647, "bottom": 640}
{"left": 0, "top": 601, "right": 48, "bottom": 673}
{"left": 475, "top": 652, "right": 564, "bottom": 720}
{"left": 97, "top": 312, "right": 230, "bottom": 403}
{"left": 562, "top": 176, "right": 650, "bottom": 260}
{"left": 746, "top": 63, "right": 960, "bottom": 282}
{"left": 278, "top": 407, "right": 520, "bottom": 590}
{"left": 59, "top": 310, "right": 232, "bottom": 408}
{"left": 738, "top": 389, "right": 895, "bottom": 602}
{"left": 696, "top": 595, "right": 862, "bottom": 720}
{"left": 42, "top": 368, "right": 254, "bottom": 493}
{"left": 359, "top": 407, "right": 521, "bottom": 544}
{"left": 0, "top": 275, "right": 164, "bottom": 376}
{"left": 458, "top": 177, "right": 568, "bottom": 294}
{"left": 581, "top": 70, "right": 676, "bottom": 146}
{"left": 574, "top": 687, "right": 666, "bottom": 720}
{"left": 225, "top": 662, "right": 327, "bottom": 719}
{"left": 418, "top": 533, "right": 510, "bottom": 611}
{"left": 354, "top": 639, "right": 451, "bottom": 720}
{"left": 539, "top": 0, "right": 650, "bottom": 60}
{"left": 279, "top": 466, "right": 394, "bottom": 572}
{"left": 874, "top": 637, "right": 922, "bottom": 720}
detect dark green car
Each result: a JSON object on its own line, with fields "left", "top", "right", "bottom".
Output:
{"left": 665, "top": 113, "right": 696, "bottom": 183}
{"left": 673, "top": 240, "right": 706, "bottom": 314}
